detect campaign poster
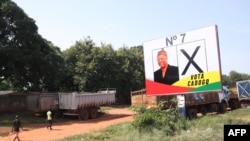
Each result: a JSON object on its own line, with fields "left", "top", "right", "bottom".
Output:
{"left": 143, "top": 25, "right": 222, "bottom": 96}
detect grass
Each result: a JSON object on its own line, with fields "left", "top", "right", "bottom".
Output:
{"left": 55, "top": 107, "right": 250, "bottom": 141}
{"left": 0, "top": 111, "right": 69, "bottom": 126}
{"left": 0, "top": 106, "right": 116, "bottom": 137}
{"left": 0, "top": 106, "right": 115, "bottom": 126}
{"left": 1, "top": 106, "right": 250, "bottom": 141}
{"left": 1, "top": 111, "right": 46, "bottom": 126}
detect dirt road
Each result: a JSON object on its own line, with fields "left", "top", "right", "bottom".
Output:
{"left": 0, "top": 107, "right": 134, "bottom": 141}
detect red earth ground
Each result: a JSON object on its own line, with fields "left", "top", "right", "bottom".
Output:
{"left": 0, "top": 106, "right": 135, "bottom": 141}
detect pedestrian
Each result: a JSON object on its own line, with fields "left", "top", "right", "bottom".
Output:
{"left": 12, "top": 115, "right": 23, "bottom": 141}
{"left": 46, "top": 109, "right": 53, "bottom": 130}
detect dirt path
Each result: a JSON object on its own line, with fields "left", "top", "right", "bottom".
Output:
{"left": 0, "top": 107, "right": 134, "bottom": 141}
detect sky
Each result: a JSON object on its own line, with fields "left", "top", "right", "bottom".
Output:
{"left": 11, "top": 0, "right": 250, "bottom": 75}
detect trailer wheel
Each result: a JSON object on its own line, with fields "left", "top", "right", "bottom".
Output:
{"left": 198, "top": 105, "right": 207, "bottom": 115}
{"left": 187, "top": 107, "right": 197, "bottom": 119}
{"left": 89, "top": 108, "right": 98, "bottom": 119}
{"left": 79, "top": 109, "right": 89, "bottom": 120}
{"left": 219, "top": 102, "right": 227, "bottom": 113}
{"left": 229, "top": 100, "right": 240, "bottom": 110}
{"left": 208, "top": 103, "right": 218, "bottom": 112}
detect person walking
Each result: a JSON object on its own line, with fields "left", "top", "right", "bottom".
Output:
{"left": 12, "top": 115, "right": 23, "bottom": 141}
{"left": 46, "top": 109, "right": 53, "bottom": 130}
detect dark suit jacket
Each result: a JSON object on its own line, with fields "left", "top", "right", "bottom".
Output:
{"left": 154, "top": 65, "right": 179, "bottom": 85}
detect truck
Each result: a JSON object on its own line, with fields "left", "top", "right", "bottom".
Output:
{"left": 0, "top": 91, "right": 26, "bottom": 113}
{"left": 0, "top": 88, "right": 116, "bottom": 119}
{"left": 236, "top": 80, "right": 250, "bottom": 107}
{"left": 131, "top": 86, "right": 230, "bottom": 119}
{"left": 183, "top": 86, "right": 229, "bottom": 119}
{"left": 26, "top": 92, "right": 59, "bottom": 115}
{"left": 228, "top": 80, "right": 250, "bottom": 109}
{"left": 58, "top": 88, "right": 116, "bottom": 120}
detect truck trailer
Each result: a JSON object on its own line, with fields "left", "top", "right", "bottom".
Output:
{"left": 131, "top": 86, "right": 230, "bottom": 119}
{"left": 26, "top": 92, "right": 59, "bottom": 114}
{"left": 235, "top": 80, "right": 250, "bottom": 108}
{"left": 227, "top": 80, "right": 250, "bottom": 109}
{"left": 183, "top": 86, "right": 229, "bottom": 119}
{"left": 0, "top": 88, "right": 116, "bottom": 119}
{"left": 58, "top": 88, "right": 116, "bottom": 120}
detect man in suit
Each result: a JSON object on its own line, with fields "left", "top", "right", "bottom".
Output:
{"left": 154, "top": 48, "right": 179, "bottom": 85}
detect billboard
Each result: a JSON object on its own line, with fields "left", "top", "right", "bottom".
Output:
{"left": 143, "top": 25, "right": 222, "bottom": 96}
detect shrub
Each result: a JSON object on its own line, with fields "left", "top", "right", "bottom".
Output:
{"left": 131, "top": 101, "right": 190, "bottom": 136}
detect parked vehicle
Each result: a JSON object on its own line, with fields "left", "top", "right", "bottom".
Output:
{"left": 236, "top": 80, "right": 250, "bottom": 107}
{"left": 183, "top": 86, "right": 229, "bottom": 119}
{"left": 58, "top": 88, "right": 116, "bottom": 120}
{"left": 26, "top": 92, "right": 59, "bottom": 117}
{"left": 131, "top": 86, "right": 230, "bottom": 119}
{"left": 228, "top": 80, "right": 250, "bottom": 109}
{"left": 0, "top": 88, "right": 116, "bottom": 119}
{"left": 0, "top": 91, "right": 26, "bottom": 113}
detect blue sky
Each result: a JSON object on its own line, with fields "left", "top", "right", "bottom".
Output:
{"left": 12, "top": 0, "right": 250, "bottom": 75}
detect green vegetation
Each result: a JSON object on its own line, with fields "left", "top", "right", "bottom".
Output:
{"left": 0, "top": 106, "right": 116, "bottom": 137}
{"left": 1, "top": 1, "right": 249, "bottom": 103}
{"left": 57, "top": 107, "right": 250, "bottom": 141}
{"left": 0, "top": 107, "right": 112, "bottom": 137}
{"left": 1, "top": 2, "right": 250, "bottom": 140}
{"left": 1, "top": 105, "right": 250, "bottom": 141}
{"left": 0, "top": 111, "right": 66, "bottom": 137}
{"left": 0, "top": 111, "right": 68, "bottom": 126}
{"left": 130, "top": 101, "right": 189, "bottom": 136}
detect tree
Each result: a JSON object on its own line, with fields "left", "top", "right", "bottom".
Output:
{"left": 221, "top": 74, "right": 231, "bottom": 87}
{"left": 62, "top": 37, "right": 95, "bottom": 91}
{"left": 62, "top": 38, "right": 145, "bottom": 103}
{"left": 0, "top": 0, "right": 65, "bottom": 91}
{"left": 114, "top": 46, "right": 145, "bottom": 103}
